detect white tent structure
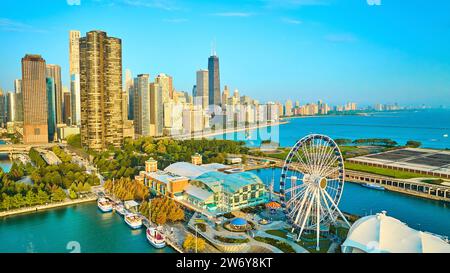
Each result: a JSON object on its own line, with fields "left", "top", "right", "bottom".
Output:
{"left": 341, "top": 211, "right": 450, "bottom": 253}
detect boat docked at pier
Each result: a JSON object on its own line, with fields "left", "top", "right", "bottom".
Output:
{"left": 361, "top": 183, "right": 385, "bottom": 191}
{"left": 97, "top": 197, "right": 113, "bottom": 212}
{"left": 124, "top": 213, "right": 143, "bottom": 229}
{"left": 146, "top": 227, "right": 166, "bottom": 248}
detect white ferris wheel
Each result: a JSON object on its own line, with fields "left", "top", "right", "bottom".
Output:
{"left": 280, "top": 134, "right": 351, "bottom": 251}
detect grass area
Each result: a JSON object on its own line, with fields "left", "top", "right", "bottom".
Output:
{"left": 345, "top": 162, "right": 438, "bottom": 179}
{"left": 194, "top": 223, "right": 206, "bottom": 232}
{"left": 214, "top": 235, "right": 249, "bottom": 244}
{"left": 253, "top": 236, "right": 296, "bottom": 253}
{"left": 420, "top": 179, "right": 445, "bottom": 185}
{"left": 265, "top": 229, "right": 331, "bottom": 253}
{"left": 263, "top": 149, "right": 290, "bottom": 160}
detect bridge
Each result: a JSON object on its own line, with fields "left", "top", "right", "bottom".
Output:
{"left": 0, "top": 143, "right": 61, "bottom": 157}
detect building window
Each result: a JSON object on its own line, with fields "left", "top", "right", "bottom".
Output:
{"left": 234, "top": 196, "right": 239, "bottom": 203}
{"left": 34, "top": 128, "right": 40, "bottom": 135}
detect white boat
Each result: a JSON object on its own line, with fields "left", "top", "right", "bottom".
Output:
{"left": 97, "top": 197, "right": 113, "bottom": 212}
{"left": 361, "top": 183, "right": 385, "bottom": 191}
{"left": 115, "top": 204, "right": 126, "bottom": 216}
{"left": 124, "top": 213, "right": 143, "bottom": 229}
{"left": 444, "top": 134, "right": 448, "bottom": 138}
{"left": 146, "top": 227, "right": 166, "bottom": 248}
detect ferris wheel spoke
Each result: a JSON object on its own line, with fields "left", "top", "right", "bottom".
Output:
{"left": 310, "top": 138, "right": 319, "bottom": 174}
{"left": 319, "top": 188, "right": 337, "bottom": 223}
{"left": 321, "top": 166, "right": 340, "bottom": 178}
{"left": 296, "top": 188, "right": 318, "bottom": 241}
{"left": 317, "top": 140, "right": 331, "bottom": 175}
{"left": 319, "top": 156, "right": 339, "bottom": 178}
{"left": 299, "top": 145, "right": 314, "bottom": 175}
{"left": 291, "top": 187, "right": 312, "bottom": 225}
{"left": 286, "top": 187, "right": 307, "bottom": 209}
{"left": 293, "top": 151, "right": 312, "bottom": 174}
{"left": 301, "top": 142, "right": 314, "bottom": 174}
{"left": 285, "top": 183, "right": 306, "bottom": 194}
{"left": 322, "top": 188, "right": 351, "bottom": 228}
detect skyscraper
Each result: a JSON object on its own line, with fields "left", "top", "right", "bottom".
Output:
{"left": 222, "top": 85, "right": 229, "bottom": 107}
{"left": 133, "top": 74, "right": 151, "bottom": 136}
{"left": 22, "top": 54, "right": 48, "bottom": 144}
{"left": 150, "top": 82, "right": 163, "bottom": 137}
{"left": 46, "top": 77, "right": 56, "bottom": 141}
{"left": 7, "top": 92, "right": 16, "bottom": 122}
{"left": 285, "top": 100, "right": 293, "bottom": 117}
{"left": 69, "top": 30, "right": 80, "bottom": 75}
{"left": 0, "top": 90, "right": 6, "bottom": 127}
{"left": 155, "top": 73, "right": 173, "bottom": 103}
{"left": 46, "top": 64, "right": 63, "bottom": 124}
{"left": 13, "top": 79, "right": 23, "bottom": 122}
{"left": 70, "top": 74, "right": 80, "bottom": 125}
{"left": 208, "top": 54, "right": 221, "bottom": 107}
{"left": 196, "top": 69, "right": 208, "bottom": 109}
{"left": 63, "top": 89, "right": 72, "bottom": 125}
{"left": 69, "top": 30, "right": 81, "bottom": 126}
{"left": 80, "top": 30, "right": 123, "bottom": 151}
{"left": 124, "top": 68, "right": 134, "bottom": 120}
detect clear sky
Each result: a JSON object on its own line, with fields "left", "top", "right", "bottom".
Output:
{"left": 1, "top": 0, "right": 449, "bottom": 107}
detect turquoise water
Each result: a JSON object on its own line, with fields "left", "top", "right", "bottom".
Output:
{"left": 251, "top": 168, "right": 450, "bottom": 237}
{"left": 0, "top": 202, "right": 175, "bottom": 253}
{"left": 213, "top": 109, "right": 450, "bottom": 149}
{"left": 0, "top": 153, "right": 12, "bottom": 173}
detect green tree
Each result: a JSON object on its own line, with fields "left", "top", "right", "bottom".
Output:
{"left": 36, "top": 190, "right": 49, "bottom": 205}
{"left": 25, "top": 191, "right": 37, "bottom": 206}
{"left": 51, "top": 188, "right": 67, "bottom": 202}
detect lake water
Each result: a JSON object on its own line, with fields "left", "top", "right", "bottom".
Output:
{"left": 251, "top": 168, "right": 450, "bottom": 238}
{"left": 213, "top": 109, "right": 450, "bottom": 149}
{"left": 0, "top": 203, "right": 175, "bottom": 253}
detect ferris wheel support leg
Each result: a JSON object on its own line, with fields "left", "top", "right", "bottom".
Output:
{"left": 316, "top": 188, "right": 321, "bottom": 251}
{"left": 323, "top": 190, "right": 351, "bottom": 228}
{"left": 296, "top": 189, "right": 316, "bottom": 242}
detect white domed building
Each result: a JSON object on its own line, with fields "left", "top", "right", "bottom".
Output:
{"left": 341, "top": 211, "right": 450, "bottom": 253}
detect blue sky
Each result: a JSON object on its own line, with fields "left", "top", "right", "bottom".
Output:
{"left": 0, "top": 0, "right": 449, "bottom": 106}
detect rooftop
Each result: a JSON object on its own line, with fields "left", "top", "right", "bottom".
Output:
{"left": 348, "top": 148, "right": 450, "bottom": 177}
{"left": 342, "top": 212, "right": 450, "bottom": 253}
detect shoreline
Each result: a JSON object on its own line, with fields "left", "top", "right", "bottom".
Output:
{"left": 202, "top": 120, "right": 289, "bottom": 139}
{"left": 0, "top": 196, "right": 97, "bottom": 218}
{"left": 166, "top": 120, "right": 289, "bottom": 140}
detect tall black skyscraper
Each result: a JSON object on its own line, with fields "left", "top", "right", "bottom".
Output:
{"left": 208, "top": 54, "right": 221, "bottom": 107}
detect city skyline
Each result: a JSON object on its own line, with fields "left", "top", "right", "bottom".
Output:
{"left": 1, "top": 0, "right": 450, "bottom": 107}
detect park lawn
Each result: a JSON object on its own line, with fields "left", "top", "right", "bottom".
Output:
{"left": 265, "top": 229, "right": 331, "bottom": 253}
{"left": 253, "top": 236, "right": 296, "bottom": 253}
{"left": 263, "top": 150, "right": 290, "bottom": 160}
{"left": 266, "top": 229, "right": 288, "bottom": 238}
{"left": 345, "top": 162, "right": 438, "bottom": 179}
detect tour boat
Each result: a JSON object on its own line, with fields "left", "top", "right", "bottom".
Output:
{"left": 115, "top": 204, "right": 126, "bottom": 216}
{"left": 97, "top": 197, "right": 113, "bottom": 213}
{"left": 146, "top": 227, "right": 166, "bottom": 248}
{"left": 124, "top": 213, "right": 143, "bottom": 229}
{"left": 361, "top": 183, "right": 385, "bottom": 191}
